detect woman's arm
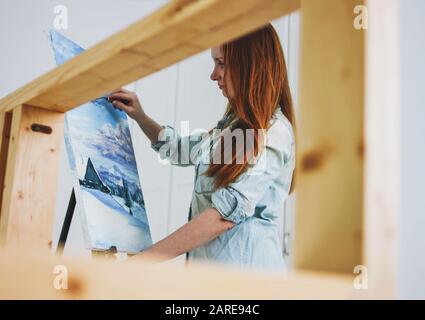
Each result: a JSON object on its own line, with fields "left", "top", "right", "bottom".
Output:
{"left": 109, "top": 89, "right": 204, "bottom": 167}
{"left": 133, "top": 208, "right": 235, "bottom": 262}
{"left": 134, "top": 113, "right": 163, "bottom": 145}
{"left": 109, "top": 88, "right": 162, "bottom": 144}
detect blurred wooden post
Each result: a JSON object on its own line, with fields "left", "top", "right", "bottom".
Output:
{"left": 0, "top": 105, "right": 64, "bottom": 252}
{"left": 295, "top": 0, "right": 365, "bottom": 273}
{"left": 364, "top": 0, "right": 400, "bottom": 299}
{"left": 0, "top": 252, "right": 359, "bottom": 299}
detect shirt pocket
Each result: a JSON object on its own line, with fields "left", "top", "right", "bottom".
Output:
{"left": 194, "top": 163, "right": 215, "bottom": 194}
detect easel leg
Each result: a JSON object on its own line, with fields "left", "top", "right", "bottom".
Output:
{"left": 56, "top": 188, "right": 76, "bottom": 255}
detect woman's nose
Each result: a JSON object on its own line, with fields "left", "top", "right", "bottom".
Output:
{"left": 210, "top": 67, "right": 221, "bottom": 81}
{"left": 210, "top": 71, "right": 217, "bottom": 81}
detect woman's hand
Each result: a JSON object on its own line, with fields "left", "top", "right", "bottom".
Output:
{"left": 108, "top": 88, "right": 146, "bottom": 122}
{"left": 108, "top": 88, "right": 163, "bottom": 146}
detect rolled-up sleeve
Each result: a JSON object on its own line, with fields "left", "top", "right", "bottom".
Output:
{"left": 151, "top": 125, "right": 206, "bottom": 167}
{"left": 210, "top": 145, "right": 284, "bottom": 224}
{"left": 211, "top": 187, "right": 256, "bottom": 224}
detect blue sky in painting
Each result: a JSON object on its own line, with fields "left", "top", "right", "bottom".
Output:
{"left": 50, "top": 29, "right": 84, "bottom": 65}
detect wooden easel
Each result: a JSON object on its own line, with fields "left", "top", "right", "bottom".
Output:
{"left": 0, "top": 0, "right": 399, "bottom": 298}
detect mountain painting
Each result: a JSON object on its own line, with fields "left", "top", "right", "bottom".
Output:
{"left": 50, "top": 30, "right": 152, "bottom": 254}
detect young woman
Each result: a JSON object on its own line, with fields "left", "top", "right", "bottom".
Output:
{"left": 109, "top": 23, "right": 295, "bottom": 271}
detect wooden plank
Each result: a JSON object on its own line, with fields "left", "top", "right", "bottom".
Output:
{"left": 0, "top": 252, "right": 362, "bottom": 299}
{"left": 0, "top": 105, "right": 64, "bottom": 252}
{"left": 364, "top": 0, "right": 399, "bottom": 298}
{"left": 0, "top": 112, "right": 13, "bottom": 219}
{"left": 0, "top": 0, "right": 300, "bottom": 114}
{"left": 0, "top": 106, "right": 23, "bottom": 247}
{"left": 294, "top": 0, "right": 365, "bottom": 273}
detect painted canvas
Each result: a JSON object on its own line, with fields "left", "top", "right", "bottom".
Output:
{"left": 50, "top": 30, "right": 152, "bottom": 253}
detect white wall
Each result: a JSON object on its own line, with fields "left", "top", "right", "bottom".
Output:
{"left": 0, "top": 1, "right": 300, "bottom": 265}
{"left": 0, "top": 0, "right": 167, "bottom": 98}
{"left": 399, "top": 0, "right": 425, "bottom": 299}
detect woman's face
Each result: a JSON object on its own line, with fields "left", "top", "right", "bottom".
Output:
{"left": 210, "top": 46, "right": 234, "bottom": 99}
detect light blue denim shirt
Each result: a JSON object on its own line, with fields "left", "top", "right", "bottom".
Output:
{"left": 151, "top": 107, "right": 295, "bottom": 272}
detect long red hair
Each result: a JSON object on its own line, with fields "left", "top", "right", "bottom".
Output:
{"left": 205, "top": 23, "right": 295, "bottom": 193}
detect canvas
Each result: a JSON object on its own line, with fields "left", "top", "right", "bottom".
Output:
{"left": 50, "top": 30, "right": 152, "bottom": 254}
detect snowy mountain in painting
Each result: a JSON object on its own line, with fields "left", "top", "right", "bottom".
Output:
{"left": 94, "top": 121, "right": 135, "bottom": 165}
{"left": 49, "top": 29, "right": 84, "bottom": 64}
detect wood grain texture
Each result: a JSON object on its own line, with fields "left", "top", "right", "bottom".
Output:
{"left": 364, "top": 0, "right": 399, "bottom": 299}
{"left": 0, "top": 0, "right": 300, "bottom": 113}
{"left": 294, "top": 0, "right": 365, "bottom": 273}
{"left": 0, "top": 252, "right": 362, "bottom": 299}
{"left": 0, "top": 105, "right": 64, "bottom": 252}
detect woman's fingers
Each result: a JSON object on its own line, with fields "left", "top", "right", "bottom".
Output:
{"left": 109, "top": 92, "right": 132, "bottom": 99}
{"left": 108, "top": 92, "right": 133, "bottom": 103}
{"left": 106, "top": 89, "right": 143, "bottom": 120}
{"left": 111, "top": 99, "right": 131, "bottom": 113}
{"left": 109, "top": 88, "right": 134, "bottom": 100}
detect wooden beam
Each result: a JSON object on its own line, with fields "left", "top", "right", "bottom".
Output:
{"left": 0, "top": 112, "right": 13, "bottom": 214}
{"left": 0, "top": 0, "right": 300, "bottom": 114}
{"left": 0, "top": 105, "right": 64, "bottom": 252}
{"left": 364, "top": 0, "right": 399, "bottom": 299}
{"left": 0, "top": 252, "right": 361, "bottom": 299}
{"left": 294, "top": 0, "right": 365, "bottom": 273}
